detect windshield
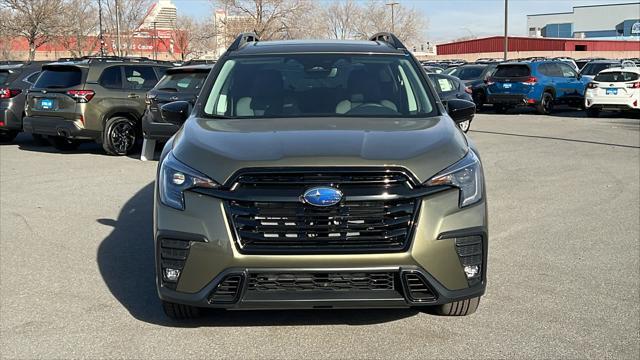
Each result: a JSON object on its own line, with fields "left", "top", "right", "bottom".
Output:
{"left": 156, "top": 71, "right": 208, "bottom": 92}
{"left": 204, "top": 54, "right": 436, "bottom": 118}
{"left": 594, "top": 71, "right": 639, "bottom": 82}
{"left": 581, "top": 62, "right": 617, "bottom": 76}
{"left": 451, "top": 66, "right": 485, "bottom": 80}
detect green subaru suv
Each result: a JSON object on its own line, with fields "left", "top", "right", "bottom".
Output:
{"left": 155, "top": 33, "right": 486, "bottom": 319}
{"left": 23, "top": 57, "right": 171, "bottom": 155}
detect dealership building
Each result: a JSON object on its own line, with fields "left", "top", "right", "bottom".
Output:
{"left": 527, "top": 2, "right": 640, "bottom": 39}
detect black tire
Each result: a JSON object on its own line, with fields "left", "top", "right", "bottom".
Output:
{"left": 494, "top": 105, "right": 508, "bottom": 114}
{"left": 161, "top": 300, "right": 201, "bottom": 320}
{"left": 0, "top": 130, "right": 19, "bottom": 143}
{"left": 32, "top": 133, "right": 49, "bottom": 146}
{"left": 48, "top": 136, "right": 80, "bottom": 151}
{"left": 472, "top": 91, "right": 485, "bottom": 111}
{"left": 586, "top": 108, "right": 600, "bottom": 118}
{"left": 432, "top": 296, "right": 481, "bottom": 316}
{"left": 536, "top": 92, "right": 554, "bottom": 115}
{"left": 102, "top": 116, "right": 138, "bottom": 156}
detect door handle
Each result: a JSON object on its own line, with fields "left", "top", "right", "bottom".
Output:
{"left": 128, "top": 93, "right": 139, "bottom": 98}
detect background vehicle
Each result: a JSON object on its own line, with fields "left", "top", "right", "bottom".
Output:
{"left": 142, "top": 64, "right": 212, "bottom": 142}
{"left": 552, "top": 57, "right": 579, "bottom": 72}
{"left": 448, "top": 63, "right": 498, "bottom": 109}
{"left": 422, "top": 65, "right": 444, "bottom": 74}
{"left": 23, "top": 57, "right": 171, "bottom": 154}
{"left": 155, "top": 33, "right": 485, "bottom": 320}
{"left": 427, "top": 72, "right": 475, "bottom": 132}
{"left": 486, "top": 60, "right": 588, "bottom": 114}
{"left": 580, "top": 60, "right": 620, "bottom": 81}
{"left": 584, "top": 63, "right": 640, "bottom": 117}
{"left": 0, "top": 62, "right": 45, "bottom": 142}
{"left": 575, "top": 57, "right": 606, "bottom": 71}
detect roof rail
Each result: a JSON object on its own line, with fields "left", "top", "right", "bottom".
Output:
{"left": 227, "top": 32, "right": 259, "bottom": 52}
{"left": 621, "top": 60, "right": 638, "bottom": 69}
{"left": 368, "top": 32, "right": 407, "bottom": 50}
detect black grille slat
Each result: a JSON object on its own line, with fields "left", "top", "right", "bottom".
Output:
{"left": 209, "top": 275, "right": 243, "bottom": 303}
{"left": 248, "top": 272, "right": 395, "bottom": 292}
{"left": 403, "top": 273, "right": 437, "bottom": 301}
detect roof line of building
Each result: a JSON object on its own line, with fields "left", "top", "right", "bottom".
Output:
{"left": 436, "top": 35, "right": 640, "bottom": 46}
{"left": 527, "top": 2, "right": 639, "bottom": 17}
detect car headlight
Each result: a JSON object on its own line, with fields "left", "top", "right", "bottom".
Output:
{"left": 159, "top": 152, "right": 219, "bottom": 210}
{"left": 425, "top": 149, "right": 483, "bottom": 208}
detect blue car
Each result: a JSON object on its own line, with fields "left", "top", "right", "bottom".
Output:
{"left": 486, "top": 61, "right": 590, "bottom": 114}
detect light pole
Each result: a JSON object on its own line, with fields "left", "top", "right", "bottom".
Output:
{"left": 503, "top": 0, "right": 508, "bottom": 60}
{"left": 386, "top": 2, "right": 399, "bottom": 33}
{"left": 152, "top": 21, "right": 157, "bottom": 60}
{"left": 115, "top": 0, "right": 122, "bottom": 57}
{"left": 98, "top": 0, "right": 105, "bottom": 56}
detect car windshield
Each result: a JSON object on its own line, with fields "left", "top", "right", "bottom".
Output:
{"left": 594, "top": 71, "right": 639, "bottom": 82}
{"left": 203, "top": 54, "right": 436, "bottom": 118}
{"left": 451, "top": 66, "right": 485, "bottom": 80}
{"left": 581, "top": 62, "right": 618, "bottom": 75}
{"left": 156, "top": 71, "right": 208, "bottom": 92}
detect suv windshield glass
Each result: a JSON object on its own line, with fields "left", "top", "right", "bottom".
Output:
{"left": 157, "top": 71, "right": 208, "bottom": 92}
{"left": 34, "top": 66, "right": 82, "bottom": 88}
{"left": 204, "top": 54, "right": 435, "bottom": 118}
{"left": 451, "top": 66, "right": 485, "bottom": 80}
{"left": 594, "top": 71, "right": 639, "bottom": 82}
{"left": 581, "top": 62, "right": 618, "bottom": 75}
{"left": 493, "top": 65, "right": 530, "bottom": 78}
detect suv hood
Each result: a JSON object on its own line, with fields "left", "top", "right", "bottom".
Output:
{"left": 171, "top": 116, "right": 468, "bottom": 185}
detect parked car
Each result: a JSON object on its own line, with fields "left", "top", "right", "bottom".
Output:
{"left": 422, "top": 65, "right": 444, "bottom": 74}
{"left": 584, "top": 63, "right": 640, "bottom": 117}
{"left": 427, "top": 72, "right": 475, "bottom": 132}
{"left": 575, "top": 57, "right": 606, "bottom": 71}
{"left": 486, "top": 60, "right": 589, "bottom": 114}
{"left": 0, "top": 62, "right": 46, "bottom": 142}
{"left": 552, "top": 57, "right": 579, "bottom": 72}
{"left": 154, "top": 32, "right": 485, "bottom": 319}
{"left": 580, "top": 60, "right": 620, "bottom": 81}
{"left": 142, "top": 64, "right": 212, "bottom": 142}
{"left": 23, "top": 57, "right": 171, "bottom": 154}
{"left": 448, "top": 64, "right": 498, "bottom": 109}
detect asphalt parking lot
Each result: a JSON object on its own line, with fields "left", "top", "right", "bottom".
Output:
{"left": 1, "top": 110, "right": 639, "bottom": 359}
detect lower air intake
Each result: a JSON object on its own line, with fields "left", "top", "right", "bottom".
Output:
{"left": 402, "top": 272, "right": 437, "bottom": 302}
{"left": 208, "top": 275, "right": 244, "bottom": 304}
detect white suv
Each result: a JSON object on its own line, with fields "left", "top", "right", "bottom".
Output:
{"left": 585, "top": 62, "right": 640, "bottom": 117}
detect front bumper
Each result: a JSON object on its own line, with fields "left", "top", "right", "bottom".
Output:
{"left": 155, "top": 186, "right": 488, "bottom": 309}
{"left": 23, "top": 116, "right": 100, "bottom": 140}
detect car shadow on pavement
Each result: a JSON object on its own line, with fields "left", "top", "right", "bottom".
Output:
{"left": 97, "top": 182, "right": 419, "bottom": 328}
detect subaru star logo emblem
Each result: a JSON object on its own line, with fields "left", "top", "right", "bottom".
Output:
{"left": 302, "top": 187, "right": 343, "bottom": 207}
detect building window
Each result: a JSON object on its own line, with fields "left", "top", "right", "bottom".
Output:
{"left": 575, "top": 45, "right": 587, "bottom": 51}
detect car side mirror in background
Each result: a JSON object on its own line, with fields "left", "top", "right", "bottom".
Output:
{"left": 161, "top": 101, "right": 190, "bottom": 126}
{"left": 446, "top": 99, "right": 476, "bottom": 124}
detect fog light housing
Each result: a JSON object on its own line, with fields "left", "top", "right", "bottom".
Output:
{"left": 464, "top": 265, "right": 479, "bottom": 278}
{"left": 164, "top": 268, "right": 181, "bottom": 282}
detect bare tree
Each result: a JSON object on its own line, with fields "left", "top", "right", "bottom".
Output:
{"left": 57, "top": 0, "right": 100, "bottom": 57}
{"left": 352, "top": 0, "right": 426, "bottom": 45}
{"left": 324, "top": 0, "right": 358, "bottom": 40}
{"left": 0, "top": 0, "right": 65, "bottom": 61}
{"left": 215, "top": 0, "right": 308, "bottom": 40}
{"left": 102, "top": 0, "right": 152, "bottom": 56}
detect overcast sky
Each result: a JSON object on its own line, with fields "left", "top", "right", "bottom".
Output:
{"left": 172, "top": 0, "right": 639, "bottom": 43}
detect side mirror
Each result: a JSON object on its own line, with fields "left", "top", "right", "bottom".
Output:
{"left": 446, "top": 99, "right": 476, "bottom": 123}
{"left": 161, "top": 101, "right": 190, "bottom": 126}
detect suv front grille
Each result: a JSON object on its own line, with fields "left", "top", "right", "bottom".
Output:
{"left": 228, "top": 199, "right": 417, "bottom": 253}
{"left": 247, "top": 272, "right": 395, "bottom": 292}
{"left": 226, "top": 170, "right": 419, "bottom": 254}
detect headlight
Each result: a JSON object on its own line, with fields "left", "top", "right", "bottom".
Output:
{"left": 159, "top": 152, "right": 219, "bottom": 210}
{"left": 425, "top": 149, "right": 483, "bottom": 208}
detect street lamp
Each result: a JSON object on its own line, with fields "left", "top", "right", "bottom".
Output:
{"left": 386, "top": 2, "right": 399, "bottom": 33}
{"left": 503, "top": 0, "right": 508, "bottom": 60}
